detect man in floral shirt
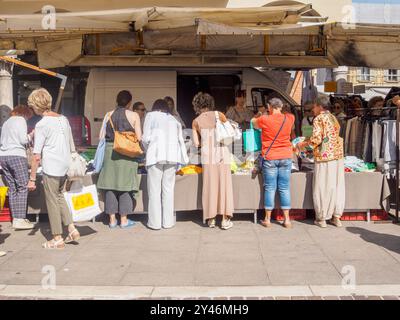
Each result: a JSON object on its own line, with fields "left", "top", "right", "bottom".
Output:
{"left": 298, "top": 96, "right": 345, "bottom": 228}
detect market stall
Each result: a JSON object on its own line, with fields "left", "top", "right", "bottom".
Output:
{"left": 1, "top": 171, "right": 390, "bottom": 223}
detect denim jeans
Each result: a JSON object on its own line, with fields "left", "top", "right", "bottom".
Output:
{"left": 262, "top": 158, "right": 292, "bottom": 210}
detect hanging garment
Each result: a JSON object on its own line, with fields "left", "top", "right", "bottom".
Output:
{"left": 346, "top": 117, "right": 364, "bottom": 158}
{"left": 382, "top": 120, "right": 399, "bottom": 163}
{"left": 372, "top": 120, "right": 383, "bottom": 163}
{"left": 362, "top": 122, "right": 373, "bottom": 163}
{"left": 344, "top": 117, "right": 356, "bottom": 156}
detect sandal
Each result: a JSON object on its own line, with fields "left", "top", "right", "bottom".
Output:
{"left": 283, "top": 221, "right": 293, "bottom": 229}
{"left": 64, "top": 228, "right": 80, "bottom": 244}
{"left": 120, "top": 219, "right": 136, "bottom": 229}
{"left": 260, "top": 220, "right": 272, "bottom": 228}
{"left": 109, "top": 221, "right": 119, "bottom": 229}
{"left": 42, "top": 239, "right": 65, "bottom": 250}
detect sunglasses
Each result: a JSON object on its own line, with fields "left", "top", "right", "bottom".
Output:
{"left": 138, "top": 108, "right": 146, "bottom": 112}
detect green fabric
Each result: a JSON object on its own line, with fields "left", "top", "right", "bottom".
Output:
{"left": 302, "top": 125, "right": 313, "bottom": 139}
{"left": 97, "top": 143, "right": 141, "bottom": 193}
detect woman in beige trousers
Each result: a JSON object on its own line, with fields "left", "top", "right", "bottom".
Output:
{"left": 298, "top": 96, "right": 345, "bottom": 228}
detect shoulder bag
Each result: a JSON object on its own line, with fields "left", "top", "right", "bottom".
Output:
{"left": 215, "top": 111, "right": 241, "bottom": 146}
{"left": 109, "top": 114, "right": 143, "bottom": 158}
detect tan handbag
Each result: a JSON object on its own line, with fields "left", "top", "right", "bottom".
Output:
{"left": 109, "top": 116, "right": 143, "bottom": 158}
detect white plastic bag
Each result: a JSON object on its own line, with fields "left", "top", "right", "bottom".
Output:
{"left": 67, "top": 153, "right": 87, "bottom": 180}
{"left": 215, "top": 111, "right": 239, "bottom": 146}
{"left": 64, "top": 184, "right": 101, "bottom": 222}
{"left": 66, "top": 125, "right": 87, "bottom": 180}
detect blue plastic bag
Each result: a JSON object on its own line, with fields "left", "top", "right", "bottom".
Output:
{"left": 92, "top": 113, "right": 110, "bottom": 173}
{"left": 243, "top": 121, "right": 262, "bottom": 153}
{"left": 92, "top": 138, "right": 106, "bottom": 173}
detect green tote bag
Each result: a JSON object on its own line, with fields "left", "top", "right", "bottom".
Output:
{"left": 243, "top": 121, "right": 262, "bottom": 153}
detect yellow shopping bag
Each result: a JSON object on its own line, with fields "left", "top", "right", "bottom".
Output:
{"left": 0, "top": 187, "right": 8, "bottom": 211}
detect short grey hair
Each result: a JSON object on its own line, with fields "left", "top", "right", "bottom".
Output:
{"left": 268, "top": 98, "right": 284, "bottom": 110}
{"left": 316, "top": 95, "right": 331, "bottom": 110}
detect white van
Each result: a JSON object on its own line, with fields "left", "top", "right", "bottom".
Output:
{"left": 84, "top": 67, "right": 300, "bottom": 144}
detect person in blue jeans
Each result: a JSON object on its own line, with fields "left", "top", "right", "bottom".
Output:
{"left": 252, "top": 98, "right": 295, "bottom": 228}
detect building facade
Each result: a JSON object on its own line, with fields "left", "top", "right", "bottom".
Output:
{"left": 315, "top": 0, "right": 400, "bottom": 99}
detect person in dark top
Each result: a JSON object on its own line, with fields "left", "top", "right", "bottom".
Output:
{"left": 97, "top": 90, "right": 142, "bottom": 229}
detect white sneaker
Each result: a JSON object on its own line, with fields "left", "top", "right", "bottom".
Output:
{"left": 0, "top": 251, "right": 6, "bottom": 257}
{"left": 331, "top": 217, "right": 343, "bottom": 228}
{"left": 207, "top": 218, "right": 216, "bottom": 228}
{"left": 221, "top": 218, "right": 233, "bottom": 230}
{"left": 314, "top": 220, "right": 327, "bottom": 228}
{"left": 12, "top": 219, "right": 34, "bottom": 230}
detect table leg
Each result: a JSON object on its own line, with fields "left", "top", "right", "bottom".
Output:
{"left": 254, "top": 210, "right": 257, "bottom": 224}
{"left": 367, "top": 210, "right": 371, "bottom": 223}
{"left": 35, "top": 214, "right": 39, "bottom": 224}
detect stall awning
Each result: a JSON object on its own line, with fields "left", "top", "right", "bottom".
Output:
{"left": 0, "top": 4, "right": 318, "bottom": 38}
{"left": 2, "top": 6, "right": 400, "bottom": 69}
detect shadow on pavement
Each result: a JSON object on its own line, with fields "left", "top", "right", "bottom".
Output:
{"left": 346, "top": 226, "right": 400, "bottom": 255}
{"left": 0, "top": 233, "right": 10, "bottom": 245}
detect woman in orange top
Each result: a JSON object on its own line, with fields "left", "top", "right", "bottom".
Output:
{"left": 252, "top": 98, "right": 295, "bottom": 229}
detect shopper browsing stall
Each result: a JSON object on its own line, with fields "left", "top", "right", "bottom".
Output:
{"left": 297, "top": 96, "right": 345, "bottom": 228}
{"left": 251, "top": 98, "right": 295, "bottom": 229}
{"left": 164, "top": 96, "right": 186, "bottom": 129}
{"left": 28, "top": 88, "right": 81, "bottom": 249}
{"left": 192, "top": 92, "right": 234, "bottom": 230}
{"left": 0, "top": 106, "right": 34, "bottom": 230}
{"left": 97, "top": 91, "right": 142, "bottom": 229}
{"left": 132, "top": 101, "right": 147, "bottom": 129}
{"left": 142, "top": 99, "right": 189, "bottom": 230}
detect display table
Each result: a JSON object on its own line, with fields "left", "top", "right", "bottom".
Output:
{"left": 0, "top": 171, "right": 390, "bottom": 221}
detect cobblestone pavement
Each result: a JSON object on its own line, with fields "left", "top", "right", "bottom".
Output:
{"left": 0, "top": 213, "right": 399, "bottom": 299}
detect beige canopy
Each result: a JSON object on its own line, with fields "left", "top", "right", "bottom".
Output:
{"left": 1, "top": 5, "right": 400, "bottom": 69}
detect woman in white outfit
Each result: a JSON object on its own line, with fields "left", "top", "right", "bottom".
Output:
{"left": 142, "top": 99, "right": 189, "bottom": 230}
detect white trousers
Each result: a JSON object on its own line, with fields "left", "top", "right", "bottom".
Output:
{"left": 147, "top": 163, "right": 177, "bottom": 230}
{"left": 313, "top": 158, "right": 346, "bottom": 221}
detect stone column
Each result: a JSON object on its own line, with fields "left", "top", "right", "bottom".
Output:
{"left": 0, "top": 60, "right": 14, "bottom": 130}
{"left": 333, "top": 66, "right": 349, "bottom": 82}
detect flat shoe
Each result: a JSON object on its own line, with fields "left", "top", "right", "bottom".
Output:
{"left": 120, "top": 219, "right": 136, "bottom": 229}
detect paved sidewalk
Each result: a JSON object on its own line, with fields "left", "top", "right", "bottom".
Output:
{"left": 0, "top": 213, "right": 399, "bottom": 298}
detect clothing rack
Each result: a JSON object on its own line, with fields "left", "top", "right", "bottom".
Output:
{"left": 345, "top": 106, "right": 399, "bottom": 223}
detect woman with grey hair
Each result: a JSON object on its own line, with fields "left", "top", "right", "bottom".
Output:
{"left": 192, "top": 92, "right": 234, "bottom": 230}
{"left": 252, "top": 98, "right": 295, "bottom": 229}
{"left": 27, "top": 88, "right": 80, "bottom": 249}
{"left": 297, "top": 96, "right": 345, "bottom": 228}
